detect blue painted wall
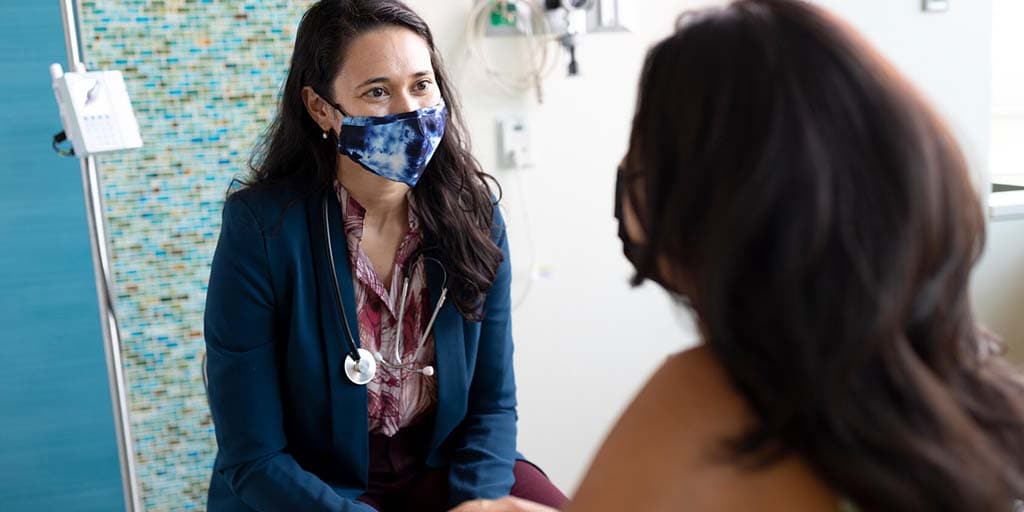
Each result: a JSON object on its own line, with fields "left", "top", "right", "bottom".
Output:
{"left": 0, "top": 2, "right": 124, "bottom": 510}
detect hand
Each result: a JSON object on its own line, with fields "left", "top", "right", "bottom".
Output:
{"left": 448, "top": 496, "right": 560, "bottom": 512}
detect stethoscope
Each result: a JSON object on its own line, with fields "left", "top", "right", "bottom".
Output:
{"left": 322, "top": 194, "right": 449, "bottom": 386}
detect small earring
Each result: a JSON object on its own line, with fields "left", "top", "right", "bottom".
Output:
{"left": 322, "top": 131, "right": 328, "bottom": 140}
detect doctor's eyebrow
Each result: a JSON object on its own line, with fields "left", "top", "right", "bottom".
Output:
{"left": 355, "top": 71, "right": 434, "bottom": 88}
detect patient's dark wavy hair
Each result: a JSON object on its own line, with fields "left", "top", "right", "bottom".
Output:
{"left": 621, "top": 0, "right": 1024, "bottom": 510}
{"left": 242, "top": 0, "right": 501, "bottom": 319}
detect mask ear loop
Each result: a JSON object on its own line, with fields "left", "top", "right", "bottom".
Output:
{"left": 616, "top": 165, "right": 651, "bottom": 287}
{"left": 314, "top": 88, "right": 348, "bottom": 138}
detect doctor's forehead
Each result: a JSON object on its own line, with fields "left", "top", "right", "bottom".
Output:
{"left": 337, "top": 26, "right": 434, "bottom": 86}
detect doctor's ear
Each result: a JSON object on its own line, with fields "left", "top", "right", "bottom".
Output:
{"left": 301, "top": 86, "right": 341, "bottom": 133}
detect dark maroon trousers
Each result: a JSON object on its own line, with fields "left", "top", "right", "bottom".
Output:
{"left": 356, "top": 419, "right": 568, "bottom": 511}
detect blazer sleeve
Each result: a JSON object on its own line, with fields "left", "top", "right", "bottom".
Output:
{"left": 447, "top": 209, "right": 519, "bottom": 507}
{"left": 204, "top": 194, "right": 374, "bottom": 512}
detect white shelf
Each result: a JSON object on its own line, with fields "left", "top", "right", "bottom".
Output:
{"left": 990, "top": 189, "right": 1024, "bottom": 221}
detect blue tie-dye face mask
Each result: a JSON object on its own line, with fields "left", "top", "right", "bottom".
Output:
{"left": 333, "top": 101, "right": 447, "bottom": 188}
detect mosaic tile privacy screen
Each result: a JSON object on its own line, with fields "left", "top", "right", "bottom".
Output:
{"left": 79, "top": 1, "right": 308, "bottom": 509}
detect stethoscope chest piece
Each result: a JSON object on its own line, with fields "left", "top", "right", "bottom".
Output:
{"left": 344, "top": 348, "right": 377, "bottom": 385}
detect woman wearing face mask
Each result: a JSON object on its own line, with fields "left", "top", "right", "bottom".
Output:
{"left": 455, "top": 1, "right": 1024, "bottom": 512}
{"left": 202, "top": 1, "right": 567, "bottom": 511}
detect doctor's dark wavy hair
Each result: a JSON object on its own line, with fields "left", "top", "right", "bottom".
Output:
{"left": 621, "top": 0, "right": 1024, "bottom": 510}
{"left": 242, "top": 0, "right": 501, "bottom": 319}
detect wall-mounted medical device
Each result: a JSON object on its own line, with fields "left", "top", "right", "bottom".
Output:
{"left": 468, "top": 0, "right": 631, "bottom": 103}
{"left": 50, "top": 63, "right": 142, "bottom": 157}
{"left": 542, "top": 0, "right": 631, "bottom": 76}
{"left": 544, "top": 0, "right": 590, "bottom": 76}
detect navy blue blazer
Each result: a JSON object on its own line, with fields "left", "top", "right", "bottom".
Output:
{"left": 204, "top": 185, "right": 519, "bottom": 511}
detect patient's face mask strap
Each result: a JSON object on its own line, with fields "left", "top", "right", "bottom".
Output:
{"left": 615, "top": 165, "right": 646, "bottom": 271}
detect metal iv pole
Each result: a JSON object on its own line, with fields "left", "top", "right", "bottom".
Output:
{"left": 58, "top": 1, "right": 142, "bottom": 510}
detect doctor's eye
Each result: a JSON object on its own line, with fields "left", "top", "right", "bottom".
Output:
{"left": 363, "top": 87, "right": 389, "bottom": 99}
{"left": 413, "top": 79, "right": 434, "bottom": 92}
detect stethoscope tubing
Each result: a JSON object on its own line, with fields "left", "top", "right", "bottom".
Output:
{"left": 322, "top": 192, "right": 447, "bottom": 384}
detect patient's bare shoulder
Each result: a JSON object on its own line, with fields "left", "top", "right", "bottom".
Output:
{"left": 565, "top": 346, "right": 837, "bottom": 512}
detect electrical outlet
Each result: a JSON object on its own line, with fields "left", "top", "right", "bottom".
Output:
{"left": 923, "top": 0, "right": 949, "bottom": 12}
{"left": 497, "top": 116, "right": 532, "bottom": 169}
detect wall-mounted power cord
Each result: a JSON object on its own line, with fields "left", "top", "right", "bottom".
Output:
{"left": 466, "top": 0, "right": 560, "bottom": 104}
{"left": 52, "top": 130, "right": 75, "bottom": 157}
{"left": 507, "top": 151, "right": 542, "bottom": 312}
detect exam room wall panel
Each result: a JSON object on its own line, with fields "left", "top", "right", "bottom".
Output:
{"left": 0, "top": 1, "right": 123, "bottom": 510}
{"left": 74, "top": 1, "right": 308, "bottom": 510}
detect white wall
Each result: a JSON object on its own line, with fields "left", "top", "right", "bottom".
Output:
{"left": 410, "top": 0, "right": 999, "bottom": 495}
{"left": 990, "top": 0, "right": 1024, "bottom": 180}
{"left": 815, "top": 0, "right": 993, "bottom": 190}
{"left": 976, "top": 0, "right": 1024, "bottom": 357}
